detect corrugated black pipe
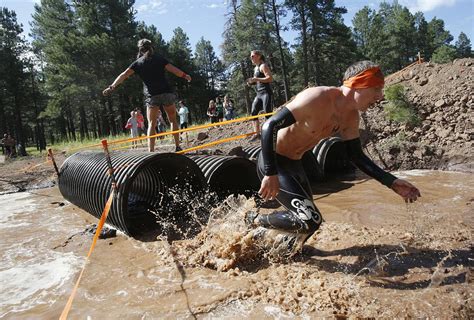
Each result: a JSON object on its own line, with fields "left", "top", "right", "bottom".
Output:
{"left": 242, "top": 146, "right": 262, "bottom": 160}
{"left": 188, "top": 155, "right": 260, "bottom": 200}
{"left": 59, "top": 151, "right": 207, "bottom": 236}
{"left": 312, "top": 137, "right": 354, "bottom": 179}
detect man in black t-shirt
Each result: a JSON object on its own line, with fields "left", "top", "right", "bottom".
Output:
{"left": 103, "top": 39, "right": 191, "bottom": 152}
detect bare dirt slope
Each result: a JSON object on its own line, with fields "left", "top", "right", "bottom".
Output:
{"left": 361, "top": 58, "right": 473, "bottom": 172}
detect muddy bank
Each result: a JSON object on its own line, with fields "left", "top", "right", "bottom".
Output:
{"left": 362, "top": 58, "right": 473, "bottom": 172}
{"left": 1, "top": 170, "right": 472, "bottom": 318}
{"left": 0, "top": 153, "right": 67, "bottom": 195}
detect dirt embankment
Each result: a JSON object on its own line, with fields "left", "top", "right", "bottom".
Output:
{"left": 361, "top": 58, "right": 473, "bottom": 172}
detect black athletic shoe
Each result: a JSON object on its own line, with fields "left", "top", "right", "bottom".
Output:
{"left": 175, "top": 146, "right": 182, "bottom": 152}
{"left": 244, "top": 210, "right": 259, "bottom": 226}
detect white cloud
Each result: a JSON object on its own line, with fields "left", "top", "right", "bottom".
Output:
{"left": 205, "top": 1, "right": 226, "bottom": 9}
{"left": 136, "top": 0, "right": 168, "bottom": 15}
{"left": 404, "top": 0, "right": 457, "bottom": 12}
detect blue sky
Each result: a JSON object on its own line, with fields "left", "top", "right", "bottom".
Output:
{"left": 2, "top": 0, "right": 473, "bottom": 57}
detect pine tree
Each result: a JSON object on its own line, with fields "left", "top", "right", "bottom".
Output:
{"left": 432, "top": 45, "right": 457, "bottom": 63}
{"left": 222, "top": 0, "right": 267, "bottom": 114}
{"left": 455, "top": 32, "right": 472, "bottom": 58}
{"left": 31, "top": 0, "right": 81, "bottom": 140}
{"left": 286, "top": 0, "right": 310, "bottom": 88}
{"left": 194, "top": 37, "right": 225, "bottom": 119}
{"left": 1, "top": 7, "right": 30, "bottom": 150}
{"left": 414, "top": 12, "right": 430, "bottom": 60}
{"left": 427, "top": 17, "right": 453, "bottom": 59}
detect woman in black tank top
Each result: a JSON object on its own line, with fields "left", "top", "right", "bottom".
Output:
{"left": 247, "top": 50, "right": 273, "bottom": 141}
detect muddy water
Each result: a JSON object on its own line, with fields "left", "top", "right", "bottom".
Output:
{"left": 1, "top": 170, "right": 472, "bottom": 319}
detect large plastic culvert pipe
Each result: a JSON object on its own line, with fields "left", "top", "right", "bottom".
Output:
{"left": 312, "top": 137, "right": 354, "bottom": 179}
{"left": 188, "top": 155, "right": 260, "bottom": 200}
{"left": 58, "top": 151, "right": 207, "bottom": 236}
{"left": 242, "top": 146, "right": 262, "bottom": 161}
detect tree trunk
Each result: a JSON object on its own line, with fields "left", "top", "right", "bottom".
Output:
{"left": 13, "top": 92, "right": 26, "bottom": 149}
{"left": 58, "top": 113, "right": 68, "bottom": 141}
{"left": 100, "top": 99, "right": 110, "bottom": 136}
{"left": 0, "top": 95, "right": 6, "bottom": 136}
{"left": 106, "top": 98, "right": 117, "bottom": 135}
{"left": 30, "top": 68, "right": 46, "bottom": 151}
{"left": 66, "top": 106, "right": 76, "bottom": 141}
{"left": 271, "top": 0, "right": 290, "bottom": 101}
{"left": 93, "top": 110, "right": 101, "bottom": 138}
{"left": 231, "top": 0, "right": 252, "bottom": 114}
{"left": 299, "top": 2, "right": 309, "bottom": 87}
{"left": 79, "top": 104, "right": 88, "bottom": 140}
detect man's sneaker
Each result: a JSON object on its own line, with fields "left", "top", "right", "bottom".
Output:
{"left": 244, "top": 210, "right": 259, "bottom": 226}
{"left": 175, "top": 145, "right": 182, "bottom": 152}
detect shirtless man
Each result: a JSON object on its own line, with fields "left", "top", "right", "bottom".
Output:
{"left": 247, "top": 60, "right": 421, "bottom": 250}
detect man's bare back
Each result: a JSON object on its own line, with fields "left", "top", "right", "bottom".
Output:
{"left": 276, "top": 86, "right": 359, "bottom": 159}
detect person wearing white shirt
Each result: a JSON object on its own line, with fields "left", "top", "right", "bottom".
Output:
{"left": 178, "top": 100, "right": 190, "bottom": 146}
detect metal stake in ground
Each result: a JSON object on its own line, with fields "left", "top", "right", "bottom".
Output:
{"left": 47, "top": 148, "right": 60, "bottom": 177}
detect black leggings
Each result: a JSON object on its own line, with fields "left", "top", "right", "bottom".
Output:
{"left": 251, "top": 91, "right": 272, "bottom": 117}
{"left": 256, "top": 153, "right": 323, "bottom": 236}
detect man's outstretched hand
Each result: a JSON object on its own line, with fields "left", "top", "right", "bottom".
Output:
{"left": 259, "top": 175, "right": 279, "bottom": 201}
{"left": 102, "top": 85, "right": 114, "bottom": 96}
{"left": 391, "top": 179, "right": 421, "bottom": 203}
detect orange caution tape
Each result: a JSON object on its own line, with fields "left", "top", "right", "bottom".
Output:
{"left": 176, "top": 131, "right": 257, "bottom": 154}
{"left": 69, "top": 112, "right": 274, "bottom": 153}
{"left": 59, "top": 189, "right": 115, "bottom": 320}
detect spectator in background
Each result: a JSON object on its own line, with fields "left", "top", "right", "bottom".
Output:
{"left": 207, "top": 100, "right": 218, "bottom": 124}
{"left": 156, "top": 112, "right": 167, "bottom": 143}
{"left": 2, "top": 134, "right": 16, "bottom": 158}
{"left": 223, "top": 95, "right": 235, "bottom": 120}
{"left": 178, "top": 100, "right": 190, "bottom": 146}
{"left": 125, "top": 111, "right": 139, "bottom": 149}
{"left": 135, "top": 108, "right": 145, "bottom": 146}
{"left": 135, "top": 108, "right": 145, "bottom": 134}
{"left": 215, "top": 96, "right": 224, "bottom": 122}
{"left": 1, "top": 134, "right": 6, "bottom": 156}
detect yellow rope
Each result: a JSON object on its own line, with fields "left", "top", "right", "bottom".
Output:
{"left": 69, "top": 112, "right": 274, "bottom": 153}
{"left": 176, "top": 131, "right": 257, "bottom": 154}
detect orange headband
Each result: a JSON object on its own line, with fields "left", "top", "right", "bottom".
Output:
{"left": 343, "top": 66, "right": 384, "bottom": 89}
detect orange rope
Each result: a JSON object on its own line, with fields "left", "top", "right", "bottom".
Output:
{"left": 177, "top": 131, "right": 257, "bottom": 154}
{"left": 59, "top": 189, "right": 115, "bottom": 320}
{"left": 386, "top": 58, "right": 424, "bottom": 80}
{"left": 69, "top": 112, "right": 274, "bottom": 153}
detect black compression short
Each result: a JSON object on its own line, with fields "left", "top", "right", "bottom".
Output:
{"left": 251, "top": 91, "right": 272, "bottom": 117}
{"left": 256, "top": 152, "right": 322, "bottom": 236}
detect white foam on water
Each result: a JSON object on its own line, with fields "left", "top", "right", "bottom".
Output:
{"left": 264, "top": 305, "right": 297, "bottom": 319}
{"left": 0, "top": 192, "right": 37, "bottom": 226}
{"left": 0, "top": 251, "right": 83, "bottom": 317}
{"left": 392, "top": 169, "right": 432, "bottom": 178}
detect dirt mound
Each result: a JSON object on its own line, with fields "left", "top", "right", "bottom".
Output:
{"left": 0, "top": 153, "right": 66, "bottom": 194}
{"left": 362, "top": 58, "right": 474, "bottom": 172}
